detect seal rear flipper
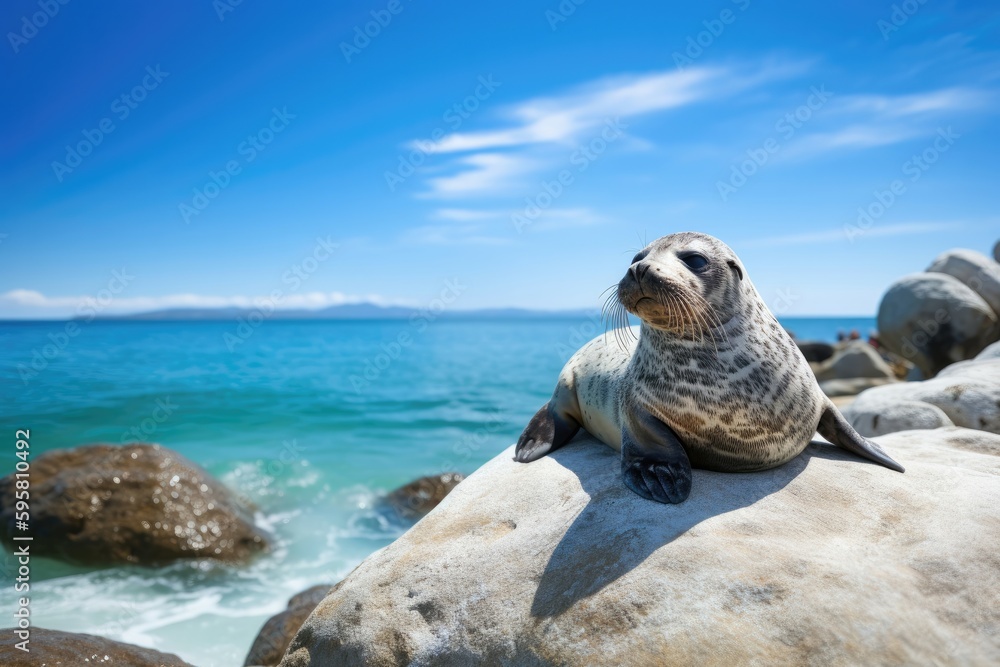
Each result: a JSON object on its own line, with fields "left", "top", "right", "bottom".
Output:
{"left": 621, "top": 411, "right": 692, "bottom": 504}
{"left": 514, "top": 402, "right": 579, "bottom": 463}
{"left": 817, "top": 403, "right": 905, "bottom": 473}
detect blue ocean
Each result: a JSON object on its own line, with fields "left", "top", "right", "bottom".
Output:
{"left": 0, "top": 317, "right": 873, "bottom": 665}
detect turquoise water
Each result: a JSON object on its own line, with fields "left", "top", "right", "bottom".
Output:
{"left": 0, "top": 317, "right": 871, "bottom": 665}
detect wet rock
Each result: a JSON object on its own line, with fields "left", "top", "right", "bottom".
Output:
{"left": 384, "top": 473, "right": 464, "bottom": 519}
{"left": 279, "top": 430, "right": 1000, "bottom": 667}
{"left": 877, "top": 273, "right": 999, "bottom": 378}
{"left": 245, "top": 584, "right": 334, "bottom": 666}
{"left": 0, "top": 443, "right": 269, "bottom": 566}
{"left": 0, "top": 627, "right": 194, "bottom": 666}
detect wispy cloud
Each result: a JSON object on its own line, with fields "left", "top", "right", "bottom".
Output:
{"left": 782, "top": 87, "right": 991, "bottom": 160}
{"left": 0, "top": 290, "right": 412, "bottom": 314}
{"left": 420, "top": 152, "right": 537, "bottom": 199}
{"left": 407, "top": 207, "right": 604, "bottom": 244}
{"left": 414, "top": 63, "right": 796, "bottom": 199}
{"left": 418, "top": 67, "right": 722, "bottom": 156}
{"left": 743, "top": 221, "right": 962, "bottom": 247}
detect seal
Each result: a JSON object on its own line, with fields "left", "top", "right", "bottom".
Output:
{"left": 514, "top": 231, "right": 904, "bottom": 504}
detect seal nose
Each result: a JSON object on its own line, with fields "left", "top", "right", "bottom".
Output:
{"left": 629, "top": 261, "right": 651, "bottom": 283}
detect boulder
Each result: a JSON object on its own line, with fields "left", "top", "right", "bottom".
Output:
{"left": 818, "top": 377, "right": 896, "bottom": 398}
{"left": 877, "top": 273, "right": 999, "bottom": 378}
{"left": 246, "top": 585, "right": 334, "bottom": 666}
{"left": 842, "top": 346, "right": 1000, "bottom": 437}
{"left": 795, "top": 340, "right": 835, "bottom": 363}
{"left": 812, "top": 342, "right": 895, "bottom": 382}
{"left": 384, "top": 473, "right": 464, "bottom": 519}
{"left": 0, "top": 443, "right": 269, "bottom": 566}
{"left": 0, "top": 627, "right": 194, "bottom": 666}
{"left": 994, "top": 239, "right": 999, "bottom": 263}
{"left": 280, "top": 430, "right": 1000, "bottom": 667}
{"left": 926, "top": 248, "right": 1000, "bottom": 316}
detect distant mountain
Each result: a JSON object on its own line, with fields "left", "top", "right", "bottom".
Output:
{"left": 88, "top": 303, "right": 600, "bottom": 321}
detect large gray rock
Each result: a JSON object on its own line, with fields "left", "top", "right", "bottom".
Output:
{"left": 0, "top": 443, "right": 270, "bottom": 566}
{"left": 0, "top": 627, "right": 194, "bottom": 666}
{"left": 280, "top": 431, "right": 1000, "bottom": 667}
{"left": 877, "top": 272, "right": 999, "bottom": 378}
{"left": 812, "top": 341, "right": 895, "bottom": 382}
{"left": 927, "top": 248, "right": 1000, "bottom": 316}
{"left": 843, "top": 345, "right": 1000, "bottom": 437}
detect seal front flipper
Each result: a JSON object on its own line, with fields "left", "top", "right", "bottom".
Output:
{"left": 620, "top": 411, "right": 692, "bottom": 504}
{"left": 817, "top": 401, "right": 905, "bottom": 473}
{"left": 514, "top": 402, "right": 580, "bottom": 463}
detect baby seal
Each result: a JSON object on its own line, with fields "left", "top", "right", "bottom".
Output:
{"left": 515, "top": 232, "right": 903, "bottom": 504}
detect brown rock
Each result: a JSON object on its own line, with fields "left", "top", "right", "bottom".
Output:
{"left": 0, "top": 443, "right": 269, "bottom": 566}
{"left": 245, "top": 584, "right": 333, "bottom": 666}
{"left": 0, "top": 627, "right": 194, "bottom": 666}
{"left": 384, "top": 473, "right": 464, "bottom": 519}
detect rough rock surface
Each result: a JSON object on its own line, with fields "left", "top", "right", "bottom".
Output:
{"left": 843, "top": 345, "right": 1000, "bottom": 437}
{"left": 246, "top": 585, "right": 333, "bottom": 666}
{"left": 927, "top": 248, "right": 1000, "bottom": 316}
{"left": 0, "top": 627, "right": 194, "bottom": 666}
{"left": 818, "top": 376, "right": 896, "bottom": 397}
{"left": 877, "top": 272, "right": 999, "bottom": 377}
{"left": 384, "top": 473, "right": 464, "bottom": 519}
{"left": 812, "top": 341, "right": 895, "bottom": 382}
{"left": 0, "top": 443, "right": 269, "bottom": 566}
{"left": 280, "top": 430, "right": 1000, "bottom": 667}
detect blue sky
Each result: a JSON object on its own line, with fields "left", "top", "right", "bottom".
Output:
{"left": 1, "top": 0, "right": 998, "bottom": 318}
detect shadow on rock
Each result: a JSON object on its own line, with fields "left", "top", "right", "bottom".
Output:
{"left": 530, "top": 439, "right": 846, "bottom": 618}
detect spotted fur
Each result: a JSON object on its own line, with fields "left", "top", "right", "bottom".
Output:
{"left": 516, "top": 232, "right": 903, "bottom": 502}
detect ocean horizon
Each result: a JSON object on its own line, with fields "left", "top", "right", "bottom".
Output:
{"left": 2, "top": 316, "right": 874, "bottom": 665}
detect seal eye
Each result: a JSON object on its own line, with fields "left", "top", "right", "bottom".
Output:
{"left": 681, "top": 253, "right": 709, "bottom": 271}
